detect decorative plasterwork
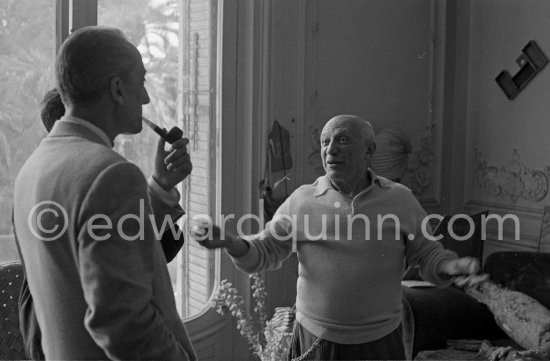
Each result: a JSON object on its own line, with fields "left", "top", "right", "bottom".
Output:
{"left": 405, "top": 125, "right": 435, "bottom": 196}
{"left": 307, "top": 127, "right": 324, "bottom": 176}
{"left": 475, "top": 148, "right": 550, "bottom": 203}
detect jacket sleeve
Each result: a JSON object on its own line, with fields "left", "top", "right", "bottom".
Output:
{"left": 76, "top": 162, "right": 194, "bottom": 361}
{"left": 159, "top": 229, "right": 185, "bottom": 263}
{"left": 147, "top": 177, "right": 185, "bottom": 263}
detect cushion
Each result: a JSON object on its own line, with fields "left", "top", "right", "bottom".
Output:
{"left": 483, "top": 251, "right": 550, "bottom": 309}
{"left": 402, "top": 285, "right": 506, "bottom": 358}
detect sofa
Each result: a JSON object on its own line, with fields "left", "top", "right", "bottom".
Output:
{"left": 0, "top": 262, "right": 26, "bottom": 360}
{"left": 402, "top": 251, "right": 550, "bottom": 359}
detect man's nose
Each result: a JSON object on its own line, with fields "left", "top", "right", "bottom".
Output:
{"left": 142, "top": 88, "right": 151, "bottom": 105}
{"left": 326, "top": 140, "right": 338, "bottom": 154}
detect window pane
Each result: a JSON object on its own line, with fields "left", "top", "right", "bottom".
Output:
{"left": 97, "top": 0, "right": 217, "bottom": 318}
{"left": 0, "top": 0, "right": 56, "bottom": 263}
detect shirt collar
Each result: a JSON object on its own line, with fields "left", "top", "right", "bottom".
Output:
{"left": 59, "top": 115, "right": 113, "bottom": 147}
{"left": 314, "top": 168, "right": 391, "bottom": 197}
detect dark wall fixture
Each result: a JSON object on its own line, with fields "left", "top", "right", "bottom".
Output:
{"left": 495, "top": 41, "right": 548, "bottom": 100}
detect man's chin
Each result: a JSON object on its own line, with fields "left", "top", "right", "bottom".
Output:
{"left": 122, "top": 124, "right": 143, "bottom": 135}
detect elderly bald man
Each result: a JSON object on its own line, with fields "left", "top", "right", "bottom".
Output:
{"left": 194, "top": 114, "right": 480, "bottom": 360}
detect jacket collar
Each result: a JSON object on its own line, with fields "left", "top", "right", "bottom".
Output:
{"left": 48, "top": 116, "right": 113, "bottom": 148}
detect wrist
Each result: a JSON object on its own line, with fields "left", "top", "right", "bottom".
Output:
{"left": 152, "top": 175, "right": 172, "bottom": 191}
{"left": 226, "top": 235, "right": 249, "bottom": 258}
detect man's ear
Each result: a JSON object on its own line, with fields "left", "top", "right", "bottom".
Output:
{"left": 110, "top": 76, "right": 124, "bottom": 105}
{"left": 367, "top": 142, "right": 376, "bottom": 157}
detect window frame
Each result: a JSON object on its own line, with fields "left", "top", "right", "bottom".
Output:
{"left": 54, "top": 0, "right": 259, "bottom": 346}
{"left": 54, "top": 4, "right": 270, "bottom": 359}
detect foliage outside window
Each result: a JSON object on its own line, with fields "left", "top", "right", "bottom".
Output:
{"left": 0, "top": 0, "right": 218, "bottom": 319}
{"left": 0, "top": 0, "right": 55, "bottom": 263}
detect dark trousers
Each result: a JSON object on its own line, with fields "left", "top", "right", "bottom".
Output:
{"left": 288, "top": 321, "right": 406, "bottom": 361}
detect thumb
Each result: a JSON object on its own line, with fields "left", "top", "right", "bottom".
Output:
{"left": 156, "top": 132, "right": 167, "bottom": 155}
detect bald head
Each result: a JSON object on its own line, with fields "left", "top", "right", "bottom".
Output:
{"left": 320, "top": 114, "right": 377, "bottom": 196}
{"left": 323, "top": 115, "right": 376, "bottom": 148}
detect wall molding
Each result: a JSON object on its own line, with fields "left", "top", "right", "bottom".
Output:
{"left": 405, "top": 125, "right": 436, "bottom": 196}
{"left": 465, "top": 199, "right": 544, "bottom": 217}
{"left": 307, "top": 126, "right": 323, "bottom": 176}
{"left": 465, "top": 199, "right": 544, "bottom": 250}
{"left": 474, "top": 148, "right": 550, "bottom": 203}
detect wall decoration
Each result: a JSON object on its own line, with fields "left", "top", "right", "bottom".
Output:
{"left": 405, "top": 125, "right": 436, "bottom": 196}
{"left": 495, "top": 41, "right": 548, "bottom": 100}
{"left": 475, "top": 149, "right": 550, "bottom": 203}
{"left": 537, "top": 206, "right": 550, "bottom": 252}
{"left": 371, "top": 126, "right": 412, "bottom": 182}
{"left": 307, "top": 127, "right": 324, "bottom": 176}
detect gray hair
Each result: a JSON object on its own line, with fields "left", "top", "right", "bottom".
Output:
{"left": 56, "top": 26, "right": 139, "bottom": 107}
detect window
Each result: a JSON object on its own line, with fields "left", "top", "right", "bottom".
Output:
{"left": 0, "top": 0, "right": 56, "bottom": 263}
{"left": 97, "top": 0, "right": 218, "bottom": 318}
{"left": 0, "top": 0, "right": 219, "bottom": 319}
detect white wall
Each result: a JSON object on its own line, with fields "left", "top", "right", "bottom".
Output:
{"left": 267, "top": 0, "right": 444, "bottom": 205}
{"left": 260, "top": 0, "right": 445, "bottom": 334}
{"left": 450, "top": 0, "right": 550, "bottom": 257}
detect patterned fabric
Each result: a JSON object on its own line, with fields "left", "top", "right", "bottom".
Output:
{"left": 0, "top": 262, "right": 26, "bottom": 360}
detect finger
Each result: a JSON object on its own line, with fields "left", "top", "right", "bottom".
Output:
{"left": 468, "top": 258, "right": 480, "bottom": 274}
{"left": 164, "top": 148, "right": 189, "bottom": 165}
{"left": 192, "top": 227, "right": 211, "bottom": 243}
{"left": 191, "top": 225, "right": 207, "bottom": 237}
{"left": 453, "top": 276, "right": 468, "bottom": 287}
{"left": 456, "top": 257, "right": 479, "bottom": 275}
{"left": 167, "top": 161, "right": 192, "bottom": 174}
{"left": 156, "top": 135, "right": 167, "bottom": 155}
{"left": 166, "top": 153, "right": 191, "bottom": 168}
{"left": 478, "top": 273, "right": 489, "bottom": 282}
{"left": 168, "top": 137, "right": 190, "bottom": 149}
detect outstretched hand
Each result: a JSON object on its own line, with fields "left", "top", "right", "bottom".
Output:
{"left": 189, "top": 220, "right": 228, "bottom": 249}
{"left": 152, "top": 128, "right": 192, "bottom": 190}
{"left": 438, "top": 256, "right": 481, "bottom": 283}
{"left": 189, "top": 217, "right": 249, "bottom": 257}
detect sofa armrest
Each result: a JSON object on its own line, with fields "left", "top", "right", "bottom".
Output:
{"left": 402, "top": 285, "right": 506, "bottom": 358}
